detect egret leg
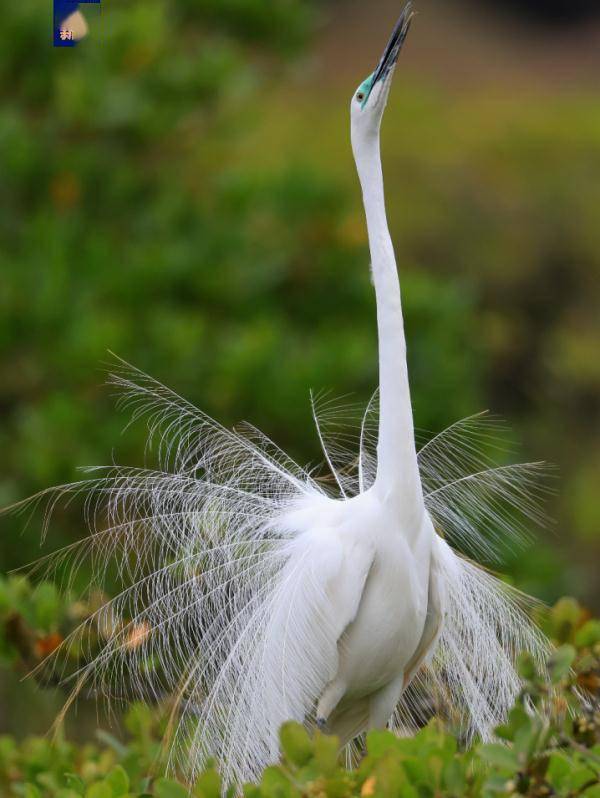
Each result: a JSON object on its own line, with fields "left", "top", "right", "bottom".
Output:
{"left": 316, "top": 678, "right": 347, "bottom": 727}
{"left": 368, "top": 672, "right": 405, "bottom": 729}
{"left": 327, "top": 697, "right": 370, "bottom": 746}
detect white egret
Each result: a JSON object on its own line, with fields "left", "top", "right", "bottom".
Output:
{"left": 9, "top": 2, "right": 551, "bottom": 787}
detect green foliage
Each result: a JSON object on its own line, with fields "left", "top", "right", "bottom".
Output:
{"left": 1, "top": 588, "right": 599, "bottom": 797}
{"left": 0, "top": 574, "right": 107, "bottom": 677}
{"left": 0, "top": 698, "right": 176, "bottom": 797}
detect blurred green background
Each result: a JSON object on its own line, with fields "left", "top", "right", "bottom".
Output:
{"left": 0, "top": 0, "right": 598, "bottom": 738}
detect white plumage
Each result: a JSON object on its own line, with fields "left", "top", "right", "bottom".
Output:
{"left": 9, "top": 3, "right": 552, "bottom": 787}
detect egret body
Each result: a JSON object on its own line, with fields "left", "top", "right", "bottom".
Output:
{"left": 313, "top": 8, "right": 439, "bottom": 736}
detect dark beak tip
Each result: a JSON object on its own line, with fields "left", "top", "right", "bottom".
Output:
{"left": 400, "top": 3, "right": 416, "bottom": 39}
{"left": 371, "top": 1, "right": 415, "bottom": 89}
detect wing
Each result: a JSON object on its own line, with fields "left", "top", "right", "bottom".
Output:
{"left": 206, "top": 525, "right": 375, "bottom": 784}
{"left": 402, "top": 551, "right": 445, "bottom": 687}
{"left": 392, "top": 535, "right": 550, "bottom": 742}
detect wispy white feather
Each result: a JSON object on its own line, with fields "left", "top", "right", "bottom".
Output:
{"left": 6, "top": 361, "right": 551, "bottom": 785}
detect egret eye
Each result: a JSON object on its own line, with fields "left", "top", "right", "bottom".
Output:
{"left": 356, "top": 92, "right": 365, "bottom": 103}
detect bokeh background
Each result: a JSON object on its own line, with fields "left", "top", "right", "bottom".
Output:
{"left": 0, "top": 0, "right": 598, "bottom": 738}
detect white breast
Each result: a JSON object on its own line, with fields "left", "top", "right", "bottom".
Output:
{"left": 336, "top": 518, "right": 432, "bottom": 695}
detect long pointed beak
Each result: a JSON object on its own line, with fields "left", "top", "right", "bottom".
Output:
{"left": 371, "top": 2, "right": 413, "bottom": 91}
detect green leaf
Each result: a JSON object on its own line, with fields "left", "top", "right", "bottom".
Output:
{"left": 567, "top": 766, "right": 597, "bottom": 792}
{"left": 38, "top": 772, "right": 62, "bottom": 792}
{"left": 442, "top": 758, "right": 466, "bottom": 794}
{"left": 64, "top": 773, "right": 86, "bottom": 793}
{"left": 194, "top": 768, "right": 221, "bottom": 798}
{"left": 547, "top": 753, "right": 573, "bottom": 789}
{"left": 154, "top": 778, "right": 189, "bottom": 798}
{"left": 124, "top": 703, "right": 154, "bottom": 739}
{"left": 366, "top": 730, "right": 401, "bottom": 758}
{"left": 313, "top": 732, "right": 339, "bottom": 775}
{"left": 517, "top": 652, "right": 538, "bottom": 681}
{"left": 575, "top": 620, "right": 600, "bottom": 648}
{"left": 479, "top": 743, "right": 519, "bottom": 771}
{"left": 513, "top": 721, "right": 539, "bottom": 761}
{"left": 485, "top": 772, "right": 514, "bottom": 793}
{"left": 32, "top": 582, "right": 61, "bottom": 631}
{"left": 495, "top": 705, "right": 532, "bottom": 742}
{"left": 106, "top": 766, "right": 129, "bottom": 796}
{"left": 368, "top": 755, "right": 407, "bottom": 796}
{"left": 279, "top": 722, "right": 313, "bottom": 766}
{"left": 551, "top": 598, "right": 583, "bottom": 644}
{"left": 23, "top": 785, "right": 42, "bottom": 798}
{"left": 402, "top": 757, "right": 429, "bottom": 785}
{"left": 85, "top": 784, "right": 113, "bottom": 798}
{"left": 549, "top": 644, "right": 576, "bottom": 683}
{"left": 258, "top": 766, "right": 295, "bottom": 798}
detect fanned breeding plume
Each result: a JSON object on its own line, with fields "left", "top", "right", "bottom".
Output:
{"left": 8, "top": 361, "right": 551, "bottom": 784}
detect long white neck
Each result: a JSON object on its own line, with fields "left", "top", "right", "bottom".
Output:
{"left": 353, "top": 128, "right": 423, "bottom": 519}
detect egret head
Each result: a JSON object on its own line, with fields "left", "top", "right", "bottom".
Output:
{"left": 351, "top": 3, "right": 413, "bottom": 144}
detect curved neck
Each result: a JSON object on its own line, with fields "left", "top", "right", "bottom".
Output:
{"left": 353, "top": 130, "right": 423, "bottom": 518}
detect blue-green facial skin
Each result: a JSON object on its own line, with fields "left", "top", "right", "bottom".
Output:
{"left": 358, "top": 73, "right": 375, "bottom": 109}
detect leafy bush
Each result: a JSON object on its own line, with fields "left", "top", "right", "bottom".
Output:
{"left": 1, "top": 579, "right": 599, "bottom": 797}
